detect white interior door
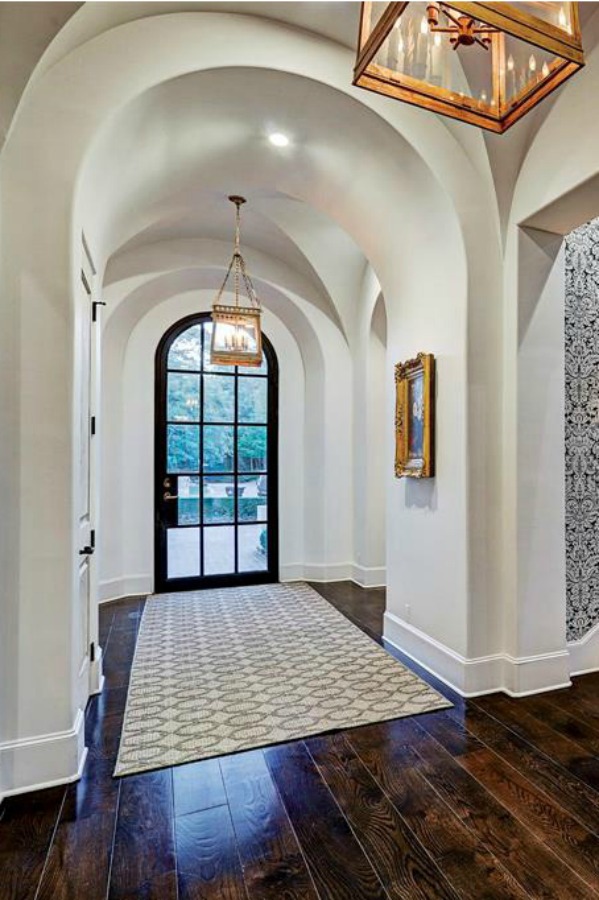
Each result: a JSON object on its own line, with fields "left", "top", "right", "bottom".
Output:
{"left": 75, "top": 243, "right": 100, "bottom": 706}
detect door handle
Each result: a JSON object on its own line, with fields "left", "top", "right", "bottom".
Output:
{"left": 163, "top": 492, "right": 179, "bottom": 501}
{"left": 79, "top": 546, "right": 94, "bottom": 556}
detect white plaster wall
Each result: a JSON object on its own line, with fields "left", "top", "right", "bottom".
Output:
{"left": 384, "top": 221, "right": 469, "bottom": 658}
{"left": 353, "top": 268, "right": 387, "bottom": 585}
{"left": 517, "top": 230, "right": 566, "bottom": 659}
{"left": 366, "top": 301, "right": 387, "bottom": 573}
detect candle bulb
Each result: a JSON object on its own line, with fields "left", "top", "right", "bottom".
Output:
{"left": 542, "top": 61, "right": 550, "bottom": 79}
{"left": 558, "top": 6, "right": 570, "bottom": 33}
{"left": 429, "top": 32, "right": 442, "bottom": 86}
{"left": 388, "top": 22, "right": 404, "bottom": 71}
{"left": 405, "top": 18, "right": 415, "bottom": 76}
{"left": 397, "top": 33, "right": 405, "bottom": 73}
{"left": 529, "top": 53, "right": 539, "bottom": 85}
{"left": 507, "top": 54, "right": 516, "bottom": 99}
{"left": 415, "top": 16, "right": 429, "bottom": 80}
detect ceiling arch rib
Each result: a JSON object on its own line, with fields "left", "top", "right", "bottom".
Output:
{"left": 103, "top": 264, "right": 334, "bottom": 386}
{"left": 103, "top": 237, "right": 346, "bottom": 335}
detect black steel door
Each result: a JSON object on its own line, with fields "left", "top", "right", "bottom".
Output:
{"left": 155, "top": 313, "right": 279, "bottom": 593}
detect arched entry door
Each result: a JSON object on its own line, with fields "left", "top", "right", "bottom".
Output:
{"left": 155, "top": 313, "right": 279, "bottom": 593}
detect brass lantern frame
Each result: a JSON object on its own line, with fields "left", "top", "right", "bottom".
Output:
{"left": 210, "top": 196, "right": 263, "bottom": 368}
{"left": 210, "top": 304, "right": 263, "bottom": 367}
{"left": 354, "top": 2, "right": 583, "bottom": 133}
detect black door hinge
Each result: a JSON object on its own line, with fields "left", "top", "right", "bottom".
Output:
{"left": 90, "top": 641, "right": 95, "bottom": 662}
{"left": 92, "top": 301, "right": 107, "bottom": 322}
{"left": 90, "top": 529, "right": 95, "bottom": 549}
{"left": 91, "top": 416, "right": 96, "bottom": 436}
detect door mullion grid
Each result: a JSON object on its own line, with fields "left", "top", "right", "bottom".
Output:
{"left": 157, "top": 314, "right": 278, "bottom": 591}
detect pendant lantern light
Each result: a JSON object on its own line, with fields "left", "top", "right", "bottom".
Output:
{"left": 353, "top": 2, "right": 584, "bottom": 133}
{"left": 210, "top": 196, "right": 263, "bottom": 367}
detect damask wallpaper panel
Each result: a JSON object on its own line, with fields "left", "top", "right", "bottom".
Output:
{"left": 565, "top": 219, "right": 599, "bottom": 641}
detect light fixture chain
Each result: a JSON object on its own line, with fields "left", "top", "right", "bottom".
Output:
{"left": 235, "top": 201, "right": 241, "bottom": 309}
{"left": 238, "top": 254, "right": 259, "bottom": 307}
{"left": 214, "top": 256, "right": 236, "bottom": 306}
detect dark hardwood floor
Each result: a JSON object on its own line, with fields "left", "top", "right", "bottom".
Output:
{"left": 2, "top": 582, "right": 599, "bottom": 898}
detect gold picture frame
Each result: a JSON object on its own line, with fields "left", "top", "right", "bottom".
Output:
{"left": 395, "top": 353, "right": 435, "bottom": 478}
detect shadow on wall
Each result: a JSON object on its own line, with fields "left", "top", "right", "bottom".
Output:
{"left": 405, "top": 478, "right": 438, "bottom": 510}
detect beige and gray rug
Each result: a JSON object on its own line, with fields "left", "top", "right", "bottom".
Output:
{"left": 114, "top": 582, "right": 450, "bottom": 776}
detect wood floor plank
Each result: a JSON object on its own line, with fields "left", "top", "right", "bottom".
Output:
{"left": 307, "top": 732, "right": 461, "bottom": 900}
{"left": 102, "top": 632, "right": 138, "bottom": 673}
{"left": 265, "top": 741, "right": 388, "bottom": 900}
{"left": 109, "top": 870, "right": 178, "bottom": 900}
{"left": 176, "top": 804, "right": 247, "bottom": 900}
{"left": 0, "top": 786, "right": 65, "bottom": 900}
{"left": 92, "top": 685, "right": 129, "bottom": 720}
{"left": 462, "top": 703, "right": 599, "bottom": 835}
{"left": 460, "top": 748, "right": 599, "bottom": 893}
{"left": 477, "top": 693, "right": 599, "bottom": 795}
{"left": 221, "top": 749, "right": 319, "bottom": 900}
{"left": 36, "top": 808, "right": 116, "bottom": 900}
{"left": 84, "top": 711, "right": 123, "bottom": 768}
{"left": 518, "top": 694, "right": 599, "bottom": 755}
{"left": 109, "top": 770, "right": 175, "bottom": 899}
{"left": 420, "top": 713, "right": 599, "bottom": 893}
{"left": 310, "top": 582, "right": 385, "bottom": 641}
{"left": 111, "top": 604, "right": 143, "bottom": 632}
{"left": 391, "top": 717, "right": 594, "bottom": 899}
{"left": 173, "top": 757, "right": 227, "bottom": 818}
{"left": 348, "top": 722, "right": 529, "bottom": 900}
{"left": 545, "top": 686, "right": 599, "bottom": 735}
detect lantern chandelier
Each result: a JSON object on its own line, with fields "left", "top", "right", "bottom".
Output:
{"left": 354, "top": 2, "right": 584, "bottom": 132}
{"left": 210, "top": 196, "right": 263, "bottom": 367}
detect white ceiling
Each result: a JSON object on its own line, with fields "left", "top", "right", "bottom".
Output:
{"left": 4, "top": 1, "right": 599, "bottom": 285}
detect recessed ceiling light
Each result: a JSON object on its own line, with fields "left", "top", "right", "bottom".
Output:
{"left": 268, "top": 132, "right": 289, "bottom": 148}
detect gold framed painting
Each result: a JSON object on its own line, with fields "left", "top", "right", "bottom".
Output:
{"left": 395, "top": 353, "right": 435, "bottom": 478}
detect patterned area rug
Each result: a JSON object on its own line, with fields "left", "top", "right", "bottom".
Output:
{"left": 114, "top": 582, "right": 451, "bottom": 776}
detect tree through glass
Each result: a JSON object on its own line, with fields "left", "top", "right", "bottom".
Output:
{"left": 156, "top": 317, "right": 277, "bottom": 590}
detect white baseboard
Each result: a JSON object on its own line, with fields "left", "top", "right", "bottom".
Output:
{"left": 280, "top": 562, "right": 386, "bottom": 587}
{"left": 384, "top": 611, "right": 571, "bottom": 698}
{"left": 568, "top": 620, "right": 599, "bottom": 676}
{"left": 303, "top": 562, "right": 354, "bottom": 582}
{"left": 99, "top": 575, "right": 153, "bottom": 603}
{"left": 101, "top": 566, "right": 387, "bottom": 596}
{"left": 352, "top": 564, "right": 386, "bottom": 588}
{"left": 0, "top": 708, "right": 87, "bottom": 798}
{"left": 279, "top": 564, "right": 307, "bottom": 582}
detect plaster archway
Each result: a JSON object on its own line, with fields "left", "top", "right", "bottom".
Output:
{"left": 0, "top": 9, "right": 503, "bottom": 795}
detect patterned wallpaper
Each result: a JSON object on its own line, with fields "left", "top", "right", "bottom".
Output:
{"left": 565, "top": 220, "right": 599, "bottom": 641}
